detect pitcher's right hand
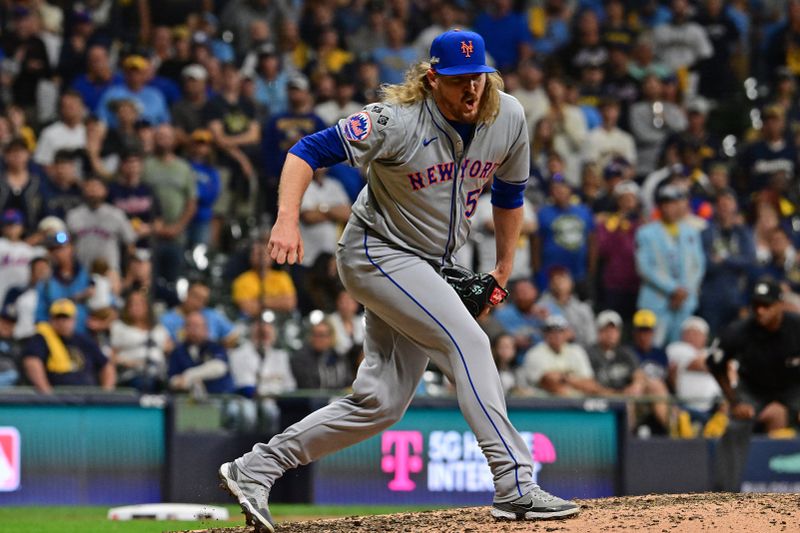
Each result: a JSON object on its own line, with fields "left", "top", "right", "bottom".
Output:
{"left": 268, "top": 217, "right": 304, "bottom": 265}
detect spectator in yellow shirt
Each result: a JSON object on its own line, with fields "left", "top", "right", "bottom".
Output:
{"left": 232, "top": 240, "right": 297, "bottom": 318}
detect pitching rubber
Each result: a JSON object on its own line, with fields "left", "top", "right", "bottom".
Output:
{"left": 217, "top": 463, "right": 275, "bottom": 533}
{"left": 490, "top": 506, "right": 581, "bottom": 520}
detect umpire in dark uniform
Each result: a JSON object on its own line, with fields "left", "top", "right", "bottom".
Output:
{"left": 708, "top": 278, "right": 800, "bottom": 491}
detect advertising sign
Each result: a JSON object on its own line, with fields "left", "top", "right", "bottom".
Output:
{"left": 741, "top": 436, "right": 800, "bottom": 493}
{"left": 315, "top": 404, "right": 620, "bottom": 504}
{"left": 0, "top": 404, "right": 164, "bottom": 505}
{"left": 0, "top": 427, "right": 20, "bottom": 492}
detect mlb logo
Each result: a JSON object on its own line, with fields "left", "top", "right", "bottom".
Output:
{"left": 0, "top": 427, "right": 20, "bottom": 491}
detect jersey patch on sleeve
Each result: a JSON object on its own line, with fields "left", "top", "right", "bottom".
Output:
{"left": 343, "top": 111, "right": 372, "bottom": 142}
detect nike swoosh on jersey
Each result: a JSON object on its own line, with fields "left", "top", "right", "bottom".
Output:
{"left": 422, "top": 137, "right": 438, "bottom": 146}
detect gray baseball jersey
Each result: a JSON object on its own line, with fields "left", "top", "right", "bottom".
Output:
{"left": 340, "top": 92, "right": 529, "bottom": 264}
{"left": 65, "top": 203, "right": 137, "bottom": 272}
{"left": 234, "top": 91, "right": 537, "bottom": 504}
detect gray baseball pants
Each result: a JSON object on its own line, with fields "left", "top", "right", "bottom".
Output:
{"left": 235, "top": 222, "right": 535, "bottom": 502}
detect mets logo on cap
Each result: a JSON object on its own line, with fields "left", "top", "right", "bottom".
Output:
{"left": 430, "top": 30, "right": 495, "bottom": 76}
{"left": 343, "top": 111, "right": 372, "bottom": 142}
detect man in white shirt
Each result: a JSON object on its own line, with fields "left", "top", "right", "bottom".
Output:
{"left": 5, "top": 256, "right": 49, "bottom": 340}
{"left": 33, "top": 91, "right": 87, "bottom": 172}
{"left": 227, "top": 320, "right": 297, "bottom": 433}
{"left": 584, "top": 97, "right": 637, "bottom": 170}
{"left": 299, "top": 169, "right": 351, "bottom": 267}
{"left": 521, "top": 315, "right": 608, "bottom": 396}
{"left": 228, "top": 321, "right": 296, "bottom": 398}
{"left": 0, "top": 209, "right": 45, "bottom": 306}
{"left": 666, "top": 316, "right": 721, "bottom": 417}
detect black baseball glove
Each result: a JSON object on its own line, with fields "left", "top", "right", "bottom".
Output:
{"left": 440, "top": 265, "right": 509, "bottom": 317}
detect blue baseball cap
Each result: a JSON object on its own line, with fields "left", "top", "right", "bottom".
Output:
{"left": 430, "top": 30, "right": 495, "bottom": 76}
{"left": 1, "top": 209, "right": 23, "bottom": 226}
{"left": 603, "top": 158, "right": 629, "bottom": 180}
{"left": 73, "top": 10, "right": 92, "bottom": 24}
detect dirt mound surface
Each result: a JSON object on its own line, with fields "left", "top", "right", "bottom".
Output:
{"left": 178, "top": 492, "right": 800, "bottom": 533}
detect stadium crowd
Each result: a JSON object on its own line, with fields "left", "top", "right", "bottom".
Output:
{"left": 0, "top": 0, "right": 798, "bottom": 437}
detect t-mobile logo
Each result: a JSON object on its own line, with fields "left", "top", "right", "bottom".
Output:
{"left": 381, "top": 431, "right": 423, "bottom": 491}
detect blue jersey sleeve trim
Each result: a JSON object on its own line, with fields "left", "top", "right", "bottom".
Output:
{"left": 287, "top": 126, "right": 348, "bottom": 170}
{"left": 335, "top": 123, "right": 356, "bottom": 166}
{"left": 491, "top": 178, "right": 526, "bottom": 209}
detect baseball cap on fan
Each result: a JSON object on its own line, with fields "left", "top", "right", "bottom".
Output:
{"left": 543, "top": 314, "right": 570, "bottom": 331}
{"left": 633, "top": 309, "right": 657, "bottom": 329}
{"left": 287, "top": 74, "right": 310, "bottom": 92}
{"left": 430, "top": 30, "right": 496, "bottom": 76}
{"left": 751, "top": 278, "right": 782, "bottom": 306}
{"left": 49, "top": 298, "right": 77, "bottom": 318}
{"left": 596, "top": 310, "right": 623, "bottom": 329}
{"left": 1, "top": 209, "right": 24, "bottom": 226}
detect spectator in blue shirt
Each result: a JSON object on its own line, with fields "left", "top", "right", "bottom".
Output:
{"left": 535, "top": 173, "right": 595, "bottom": 291}
{"left": 473, "top": 0, "right": 534, "bottom": 71}
{"left": 95, "top": 55, "right": 170, "bottom": 128}
{"left": 699, "top": 189, "right": 756, "bottom": 336}
{"left": 168, "top": 310, "right": 234, "bottom": 395}
{"left": 161, "top": 279, "right": 238, "bottom": 347}
{"left": 373, "top": 18, "right": 419, "bottom": 85}
{"left": 528, "top": 1, "right": 570, "bottom": 55}
{"left": 198, "top": 14, "right": 235, "bottom": 64}
{"left": 627, "top": 309, "right": 670, "bottom": 385}
{"left": 70, "top": 45, "right": 123, "bottom": 113}
{"left": 622, "top": 308, "right": 671, "bottom": 434}
{"left": 493, "top": 279, "right": 548, "bottom": 361}
{"left": 635, "top": 183, "right": 706, "bottom": 346}
{"left": 57, "top": 10, "right": 112, "bottom": 85}
{"left": 36, "top": 232, "right": 92, "bottom": 333}
{"left": 252, "top": 44, "right": 289, "bottom": 116}
{"left": 186, "top": 130, "right": 221, "bottom": 248}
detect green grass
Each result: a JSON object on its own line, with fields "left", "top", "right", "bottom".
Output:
{"left": 0, "top": 504, "right": 443, "bottom": 533}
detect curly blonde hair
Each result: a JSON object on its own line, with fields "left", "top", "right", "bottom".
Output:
{"left": 380, "top": 61, "right": 504, "bottom": 126}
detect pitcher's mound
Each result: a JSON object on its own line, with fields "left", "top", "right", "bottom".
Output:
{"left": 176, "top": 492, "right": 800, "bottom": 533}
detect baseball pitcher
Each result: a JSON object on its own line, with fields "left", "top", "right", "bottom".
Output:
{"left": 219, "top": 30, "right": 580, "bottom": 532}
